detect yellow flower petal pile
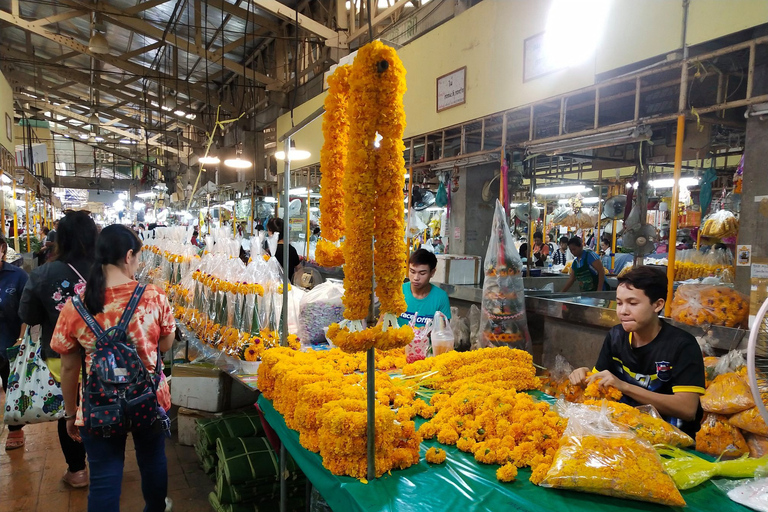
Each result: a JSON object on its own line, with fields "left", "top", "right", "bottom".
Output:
{"left": 317, "top": 65, "right": 350, "bottom": 268}
{"left": 417, "top": 383, "right": 566, "bottom": 483}
{"left": 403, "top": 347, "right": 541, "bottom": 393}
{"left": 257, "top": 347, "right": 420, "bottom": 478}
{"left": 540, "top": 433, "right": 686, "bottom": 506}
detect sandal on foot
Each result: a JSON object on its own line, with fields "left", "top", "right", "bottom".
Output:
{"left": 5, "top": 430, "right": 24, "bottom": 450}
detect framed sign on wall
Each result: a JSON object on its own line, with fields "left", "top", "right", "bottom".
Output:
{"left": 5, "top": 113, "right": 11, "bottom": 143}
{"left": 523, "top": 32, "right": 563, "bottom": 82}
{"left": 436, "top": 66, "right": 466, "bottom": 112}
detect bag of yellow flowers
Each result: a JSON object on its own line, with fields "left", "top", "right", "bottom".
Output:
{"left": 670, "top": 284, "right": 749, "bottom": 328}
{"left": 696, "top": 413, "right": 749, "bottom": 458}
{"left": 539, "top": 401, "right": 685, "bottom": 506}
{"left": 701, "top": 372, "right": 755, "bottom": 414}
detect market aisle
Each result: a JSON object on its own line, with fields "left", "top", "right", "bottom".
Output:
{"left": 0, "top": 393, "right": 214, "bottom": 512}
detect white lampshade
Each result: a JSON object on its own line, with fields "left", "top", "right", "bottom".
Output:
{"left": 198, "top": 155, "right": 220, "bottom": 165}
{"left": 88, "top": 113, "right": 99, "bottom": 126}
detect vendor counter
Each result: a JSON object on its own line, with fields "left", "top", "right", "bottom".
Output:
{"left": 438, "top": 283, "right": 748, "bottom": 370}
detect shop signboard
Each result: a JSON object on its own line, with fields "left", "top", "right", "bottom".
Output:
{"left": 436, "top": 67, "right": 466, "bottom": 112}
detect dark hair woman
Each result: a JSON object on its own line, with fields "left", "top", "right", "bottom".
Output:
{"left": 51, "top": 224, "right": 176, "bottom": 511}
{"left": 265, "top": 217, "right": 300, "bottom": 281}
{"left": 18, "top": 210, "right": 96, "bottom": 482}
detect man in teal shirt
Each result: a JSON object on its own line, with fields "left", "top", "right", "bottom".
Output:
{"left": 398, "top": 249, "right": 451, "bottom": 327}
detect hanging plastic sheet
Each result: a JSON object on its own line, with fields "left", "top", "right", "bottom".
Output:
{"left": 699, "top": 167, "right": 719, "bottom": 216}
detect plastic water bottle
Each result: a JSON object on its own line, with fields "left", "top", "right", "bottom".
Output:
{"left": 547, "top": 256, "right": 553, "bottom": 272}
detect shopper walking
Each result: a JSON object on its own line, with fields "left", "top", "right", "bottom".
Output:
{"left": 265, "top": 217, "right": 300, "bottom": 282}
{"left": 52, "top": 224, "right": 175, "bottom": 512}
{"left": 17, "top": 210, "right": 94, "bottom": 484}
{"left": 0, "top": 234, "right": 28, "bottom": 450}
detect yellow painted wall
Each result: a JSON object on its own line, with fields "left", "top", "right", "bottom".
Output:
{"left": 0, "top": 70, "right": 14, "bottom": 154}
{"left": 276, "top": 94, "right": 325, "bottom": 172}
{"left": 277, "top": 0, "right": 768, "bottom": 168}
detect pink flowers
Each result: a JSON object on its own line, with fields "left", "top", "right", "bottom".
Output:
{"left": 74, "top": 282, "right": 86, "bottom": 295}
{"left": 52, "top": 291, "right": 62, "bottom": 302}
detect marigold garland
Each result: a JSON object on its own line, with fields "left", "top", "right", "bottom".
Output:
{"left": 327, "top": 41, "right": 411, "bottom": 352}
{"left": 317, "top": 65, "right": 350, "bottom": 267}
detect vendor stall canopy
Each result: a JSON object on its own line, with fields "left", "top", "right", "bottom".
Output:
{"left": 0, "top": 0, "right": 445, "bottom": 192}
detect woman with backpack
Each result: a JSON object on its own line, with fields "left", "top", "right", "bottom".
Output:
{"left": 18, "top": 211, "right": 95, "bottom": 482}
{"left": 51, "top": 224, "right": 176, "bottom": 512}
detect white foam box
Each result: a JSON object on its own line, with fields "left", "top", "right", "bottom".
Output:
{"left": 432, "top": 254, "right": 483, "bottom": 285}
{"left": 177, "top": 407, "right": 221, "bottom": 446}
{"left": 170, "top": 363, "right": 257, "bottom": 413}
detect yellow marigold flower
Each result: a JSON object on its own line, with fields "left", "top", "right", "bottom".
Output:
{"left": 425, "top": 447, "right": 446, "bottom": 464}
{"left": 584, "top": 371, "right": 623, "bottom": 401}
{"left": 496, "top": 462, "right": 518, "bottom": 482}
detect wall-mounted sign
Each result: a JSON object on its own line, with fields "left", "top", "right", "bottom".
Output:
{"left": 436, "top": 66, "right": 466, "bottom": 112}
{"left": 523, "top": 32, "right": 563, "bottom": 82}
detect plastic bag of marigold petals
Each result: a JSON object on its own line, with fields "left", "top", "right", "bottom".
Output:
{"left": 701, "top": 371, "right": 755, "bottom": 414}
{"left": 670, "top": 284, "right": 749, "bottom": 328}
{"left": 298, "top": 280, "right": 345, "bottom": 345}
{"left": 478, "top": 200, "right": 531, "bottom": 352}
{"left": 541, "top": 400, "right": 686, "bottom": 506}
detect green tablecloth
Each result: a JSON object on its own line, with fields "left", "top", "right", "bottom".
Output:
{"left": 257, "top": 395, "right": 753, "bottom": 512}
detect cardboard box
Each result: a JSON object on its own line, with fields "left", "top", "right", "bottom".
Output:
{"left": 432, "top": 254, "right": 483, "bottom": 285}
{"left": 171, "top": 363, "right": 257, "bottom": 413}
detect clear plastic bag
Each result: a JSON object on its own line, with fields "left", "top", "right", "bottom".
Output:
{"left": 730, "top": 407, "right": 768, "bottom": 437}
{"left": 468, "top": 304, "right": 481, "bottom": 350}
{"left": 670, "top": 284, "right": 749, "bottom": 328}
{"left": 479, "top": 200, "right": 530, "bottom": 351}
{"left": 541, "top": 355, "right": 583, "bottom": 403}
{"left": 747, "top": 434, "right": 768, "bottom": 458}
{"left": 701, "top": 372, "right": 755, "bottom": 414}
{"left": 714, "top": 477, "right": 768, "bottom": 512}
{"left": 449, "top": 307, "right": 470, "bottom": 351}
{"left": 541, "top": 400, "right": 685, "bottom": 506}
{"left": 580, "top": 400, "right": 693, "bottom": 448}
{"left": 405, "top": 317, "right": 432, "bottom": 363}
{"left": 696, "top": 412, "right": 750, "bottom": 458}
{"left": 298, "top": 281, "right": 345, "bottom": 345}
{"left": 430, "top": 311, "right": 454, "bottom": 356}
{"left": 701, "top": 209, "right": 739, "bottom": 238}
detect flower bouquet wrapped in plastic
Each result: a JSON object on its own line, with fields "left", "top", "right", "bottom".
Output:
{"left": 478, "top": 200, "right": 530, "bottom": 351}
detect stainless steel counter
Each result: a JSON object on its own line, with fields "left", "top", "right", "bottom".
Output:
{"left": 438, "top": 282, "right": 747, "bottom": 368}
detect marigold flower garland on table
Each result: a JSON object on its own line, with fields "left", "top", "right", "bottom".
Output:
{"left": 257, "top": 348, "right": 421, "bottom": 478}
{"left": 316, "top": 65, "right": 350, "bottom": 268}
{"left": 416, "top": 383, "right": 566, "bottom": 484}
{"left": 402, "top": 347, "right": 541, "bottom": 393}
{"left": 326, "top": 41, "right": 413, "bottom": 352}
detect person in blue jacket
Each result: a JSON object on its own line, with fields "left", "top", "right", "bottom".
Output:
{"left": 0, "top": 234, "right": 28, "bottom": 450}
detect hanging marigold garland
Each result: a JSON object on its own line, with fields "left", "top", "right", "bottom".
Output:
{"left": 316, "top": 65, "right": 350, "bottom": 268}
{"left": 326, "top": 41, "right": 413, "bottom": 353}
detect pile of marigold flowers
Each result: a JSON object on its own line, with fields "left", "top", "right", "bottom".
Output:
{"left": 402, "top": 347, "right": 540, "bottom": 393}
{"left": 583, "top": 371, "right": 623, "bottom": 401}
{"left": 417, "top": 383, "right": 566, "bottom": 484}
{"left": 258, "top": 347, "right": 421, "bottom": 478}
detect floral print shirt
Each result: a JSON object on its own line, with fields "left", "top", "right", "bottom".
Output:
{"left": 51, "top": 281, "right": 175, "bottom": 426}
{"left": 19, "top": 260, "right": 92, "bottom": 359}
